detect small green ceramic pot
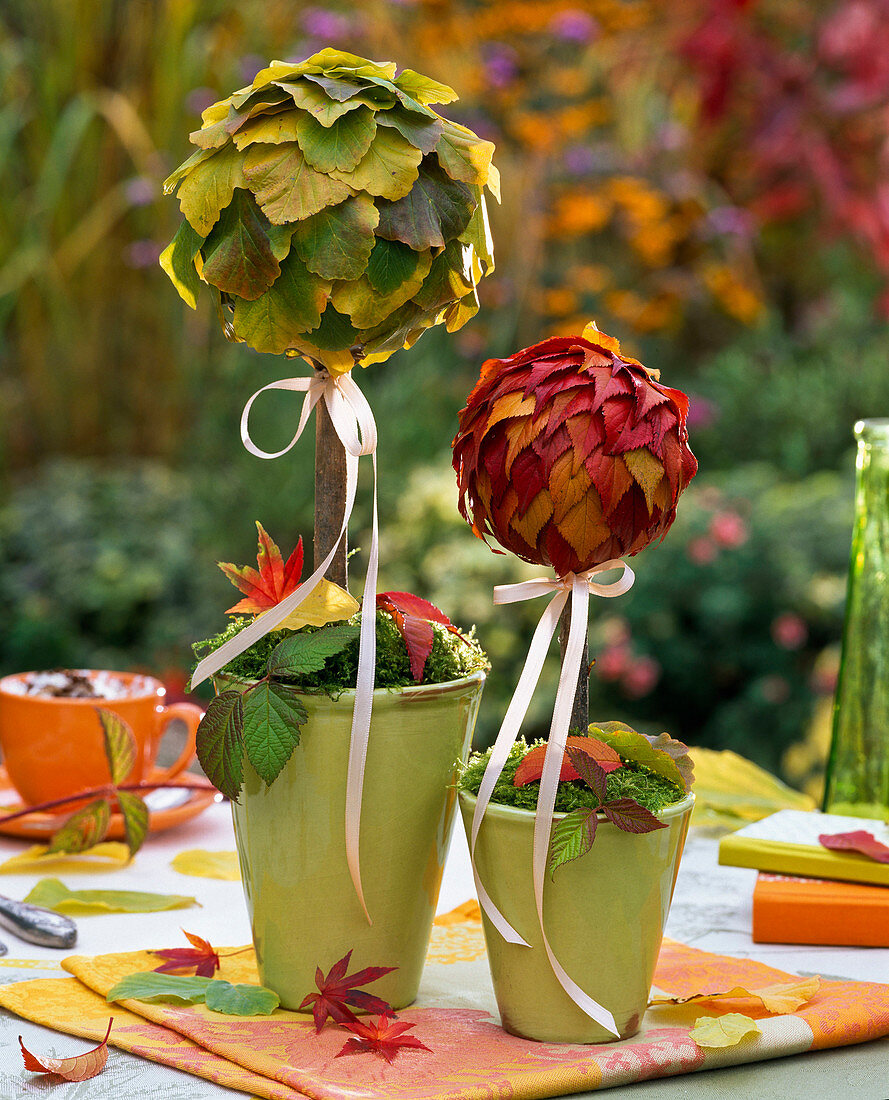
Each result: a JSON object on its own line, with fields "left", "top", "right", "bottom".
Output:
{"left": 458, "top": 787, "right": 694, "bottom": 1043}
{"left": 227, "top": 673, "right": 484, "bottom": 1011}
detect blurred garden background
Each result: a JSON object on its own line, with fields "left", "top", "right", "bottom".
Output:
{"left": 4, "top": 0, "right": 889, "bottom": 799}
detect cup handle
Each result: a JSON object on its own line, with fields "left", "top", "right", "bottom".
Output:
{"left": 151, "top": 702, "right": 203, "bottom": 784}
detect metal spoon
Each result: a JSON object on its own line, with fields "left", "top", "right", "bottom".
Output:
{"left": 0, "top": 894, "right": 77, "bottom": 948}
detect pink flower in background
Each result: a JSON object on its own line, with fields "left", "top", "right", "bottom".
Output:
{"left": 771, "top": 612, "right": 808, "bottom": 650}
{"left": 622, "top": 656, "right": 661, "bottom": 699}
{"left": 595, "top": 644, "right": 631, "bottom": 682}
{"left": 687, "top": 536, "right": 718, "bottom": 565}
{"left": 760, "top": 674, "right": 791, "bottom": 705}
{"left": 685, "top": 394, "right": 719, "bottom": 431}
{"left": 709, "top": 510, "right": 748, "bottom": 548}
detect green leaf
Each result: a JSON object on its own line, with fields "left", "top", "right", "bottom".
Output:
{"left": 159, "top": 220, "right": 205, "bottom": 309}
{"left": 95, "top": 707, "right": 136, "bottom": 785}
{"left": 204, "top": 980, "right": 280, "bottom": 1016}
{"left": 242, "top": 682, "right": 307, "bottom": 786}
{"left": 549, "top": 808, "right": 598, "bottom": 876}
{"left": 244, "top": 142, "right": 353, "bottom": 225}
{"left": 329, "top": 127, "right": 422, "bottom": 201}
{"left": 412, "top": 241, "right": 475, "bottom": 311}
{"left": 116, "top": 791, "right": 150, "bottom": 857}
{"left": 301, "top": 48, "right": 397, "bottom": 81}
{"left": 163, "top": 147, "right": 217, "bottom": 195}
{"left": 266, "top": 221, "right": 297, "bottom": 262}
{"left": 332, "top": 249, "right": 433, "bottom": 328}
{"left": 46, "top": 799, "right": 111, "bottom": 855}
{"left": 188, "top": 117, "right": 232, "bottom": 151}
{"left": 376, "top": 110, "right": 443, "bottom": 155}
{"left": 195, "top": 691, "right": 245, "bottom": 803}
{"left": 303, "top": 73, "right": 373, "bottom": 102}
{"left": 107, "top": 972, "right": 211, "bottom": 1005}
{"left": 25, "top": 878, "right": 196, "bottom": 915}
{"left": 376, "top": 159, "right": 475, "bottom": 250}
{"left": 365, "top": 237, "right": 420, "bottom": 295}
{"left": 201, "top": 189, "right": 280, "bottom": 300}
{"left": 434, "top": 120, "right": 496, "bottom": 188}
{"left": 360, "top": 301, "right": 429, "bottom": 358}
{"left": 303, "top": 305, "right": 362, "bottom": 352}
{"left": 233, "top": 111, "right": 302, "bottom": 151}
{"left": 590, "top": 722, "right": 689, "bottom": 793}
{"left": 292, "top": 195, "right": 379, "bottom": 280}
{"left": 443, "top": 289, "right": 479, "bottom": 332}
{"left": 268, "top": 621, "right": 360, "bottom": 676}
{"left": 459, "top": 197, "right": 495, "bottom": 272}
{"left": 276, "top": 81, "right": 374, "bottom": 128}
{"left": 232, "top": 252, "right": 331, "bottom": 353}
{"left": 395, "top": 69, "right": 458, "bottom": 106}
{"left": 296, "top": 107, "right": 377, "bottom": 174}
{"left": 177, "top": 142, "right": 246, "bottom": 236}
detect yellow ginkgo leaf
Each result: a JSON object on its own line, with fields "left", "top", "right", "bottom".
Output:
{"left": 651, "top": 974, "right": 821, "bottom": 1015}
{"left": 0, "top": 843, "right": 130, "bottom": 874}
{"left": 263, "top": 578, "right": 360, "bottom": 629}
{"left": 689, "top": 1013, "right": 761, "bottom": 1048}
{"left": 171, "top": 849, "right": 241, "bottom": 880}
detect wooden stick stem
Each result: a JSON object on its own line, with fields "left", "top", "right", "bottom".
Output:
{"left": 559, "top": 604, "right": 589, "bottom": 735}
{"left": 314, "top": 387, "right": 349, "bottom": 589}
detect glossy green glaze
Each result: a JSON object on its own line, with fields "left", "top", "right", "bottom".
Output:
{"left": 459, "top": 788, "right": 693, "bottom": 1043}
{"left": 229, "top": 673, "right": 484, "bottom": 1011}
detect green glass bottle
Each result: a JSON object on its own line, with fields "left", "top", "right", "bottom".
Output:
{"left": 823, "top": 419, "right": 889, "bottom": 819}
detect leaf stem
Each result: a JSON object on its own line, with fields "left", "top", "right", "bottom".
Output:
{"left": 0, "top": 780, "right": 216, "bottom": 825}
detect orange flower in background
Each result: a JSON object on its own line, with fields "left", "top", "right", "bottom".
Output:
{"left": 452, "top": 323, "right": 697, "bottom": 576}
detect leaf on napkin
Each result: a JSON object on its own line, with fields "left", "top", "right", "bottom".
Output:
{"left": 336, "top": 1016, "right": 431, "bottom": 1063}
{"left": 376, "top": 591, "right": 468, "bottom": 681}
{"left": 513, "top": 735, "right": 622, "bottom": 788}
{"left": 25, "top": 878, "right": 197, "bottom": 915}
{"left": 298, "top": 949, "right": 397, "bottom": 1032}
{"left": 0, "top": 842, "right": 129, "bottom": 874}
{"left": 651, "top": 975, "right": 821, "bottom": 1014}
{"left": 107, "top": 972, "right": 279, "bottom": 1015}
{"left": 20, "top": 1018, "right": 113, "bottom": 1081}
{"left": 171, "top": 849, "right": 241, "bottom": 880}
{"left": 819, "top": 830, "right": 889, "bottom": 863}
{"left": 689, "top": 1013, "right": 761, "bottom": 1048}
{"left": 152, "top": 930, "right": 220, "bottom": 977}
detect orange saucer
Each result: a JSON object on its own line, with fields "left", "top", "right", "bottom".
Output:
{"left": 0, "top": 766, "right": 222, "bottom": 840}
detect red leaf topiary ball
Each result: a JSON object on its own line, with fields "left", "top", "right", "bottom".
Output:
{"left": 452, "top": 325, "right": 698, "bottom": 575}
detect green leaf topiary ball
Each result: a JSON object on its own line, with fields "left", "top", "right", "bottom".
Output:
{"left": 161, "top": 48, "right": 498, "bottom": 374}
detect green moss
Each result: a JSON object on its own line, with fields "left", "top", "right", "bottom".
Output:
{"left": 193, "top": 610, "right": 488, "bottom": 693}
{"left": 458, "top": 737, "right": 684, "bottom": 815}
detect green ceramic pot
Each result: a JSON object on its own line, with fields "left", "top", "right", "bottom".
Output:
{"left": 228, "top": 673, "right": 484, "bottom": 1011}
{"left": 458, "top": 787, "right": 694, "bottom": 1043}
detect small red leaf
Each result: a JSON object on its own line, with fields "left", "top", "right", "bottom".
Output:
{"left": 565, "top": 747, "right": 608, "bottom": 802}
{"left": 602, "top": 798, "right": 669, "bottom": 834}
{"left": 218, "top": 522, "right": 304, "bottom": 615}
{"left": 819, "top": 830, "right": 889, "bottom": 864}
{"left": 513, "top": 736, "right": 622, "bottom": 787}
{"left": 377, "top": 592, "right": 452, "bottom": 626}
{"left": 151, "top": 930, "right": 220, "bottom": 977}
{"left": 20, "top": 1018, "right": 113, "bottom": 1081}
{"left": 336, "top": 1016, "right": 431, "bottom": 1063}
{"left": 299, "top": 950, "right": 398, "bottom": 1033}
{"left": 377, "top": 592, "right": 469, "bottom": 681}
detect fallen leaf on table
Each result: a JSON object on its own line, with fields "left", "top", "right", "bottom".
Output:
{"left": 171, "top": 849, "right": 241, "bottom": 880}
{"left": 107, "top": 972, "right": 279, "bottom": 1015}
{"left": 819, "top": 830, "right": 889, "bottom": 864}
{"left": 0, "top": 842, "right": 130, "bottom": 874}
{"left": 689, "top": 1013, "right": 761, "bottom": 1048}
{"left": 299, "top": 949, "right": 397, "bottom": 1032}
{"left": 689, "top": 747, "right": 815, "bottom": 828}
{"left": 24, "top": 878, "right": 197, "bottom": 915}
{"left": 152, "top": 930, "right": 220, "bottom": 976}
{"left": 651, "top": 975, "right": 821, "bottom": 1014}
{"left": 336, "top": 1016, "right": 431, "bottom": 1063}
{"left": 20, "top": 1017, "right": 113, "bottom": 1080}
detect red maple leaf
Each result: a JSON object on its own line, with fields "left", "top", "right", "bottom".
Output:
{"left": 376, "top": 592, "right": 469, "bottom": 682}
{"left": 299, "top": 950, "right": 397, "bottom": 1033}
{"left": 513, "top": 736, "right": 622, "bottom": 788}
{"left": 218, "top": 521, "right": 304, "bottom": 615}
{"left": 20, "top": 1018, "right": 113, "bottom": 1081}
{"left": 151, "top": 930, "right": 220, "bottom": 978}
{"left": 819, "top": 830, "right": 889, "bottom": 864}
{"left": 336, "top": 1016, "right": 431, "bottom": 1063}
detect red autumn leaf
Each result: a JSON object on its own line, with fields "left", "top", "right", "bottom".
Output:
{"left": 601, "top": 798, "right": 669, "bottom": 834}
{"left": 20, "top": 1018, "right": 113, "bottom": 1081}
{"left": 336, "top": 1015, "right": 431, "bottom": 1064}
{"left": 299, "top": 950, "right": 397, "bottom": 1033}
{"left": 819, "top": 830, "right": 889, "bottom": 864}
{"left": 218, "top": 521, "right": 304, "bottom": 615}
{"left": 565, "top": 746, "right": 608, "bottom": 803}
{"left": 376, "top": 592, "right": 469, "bottom": 682}
{"left": 513, "top": 736, "right": 622, "bottom": 788}
{"left": 151, "top": 930, "right": 220, "bottom": 977}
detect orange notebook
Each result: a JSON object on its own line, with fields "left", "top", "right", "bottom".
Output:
{"left": 752, "top": 872, "right": 889, "bottom": 947}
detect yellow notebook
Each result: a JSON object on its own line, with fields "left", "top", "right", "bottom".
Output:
{"left": 718, "top": 809, "right": 889, "bottom": 886}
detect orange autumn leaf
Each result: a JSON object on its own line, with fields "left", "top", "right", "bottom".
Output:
{"left": 651, "top": 975, "right": 821, "bottom": 1014}
{"left": 514, "top": 735, "right": 622, "bottom": 787}
{"left": 20, "top": 1018, "right": 113, "bottom": 1081}
{"left": 151, "top": 929, "right": 220, "bottom": 977}
{"left": 218, "top": 521, "right": 303, "bottom": 614}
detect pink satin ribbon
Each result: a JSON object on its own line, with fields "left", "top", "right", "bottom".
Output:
{"left": 470, "top": 560, "right": 635, "bottom": 1036}
{"left": 191, "top": 369, "right": 378, "bottom": 923}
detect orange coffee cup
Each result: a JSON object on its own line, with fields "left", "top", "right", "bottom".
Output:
{"left": 0, "top": 670, "right": 202, "bottom": 806}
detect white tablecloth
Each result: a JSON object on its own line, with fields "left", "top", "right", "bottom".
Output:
{"left": 0, "top": 803, "right": 886, "bottom": 1099}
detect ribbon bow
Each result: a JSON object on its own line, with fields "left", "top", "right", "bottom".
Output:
{"left": 191, "top": 370, "right": 379, "bottom": 923}
{"left": 470, "top": 560, "right": 635, "bottom": 1036}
